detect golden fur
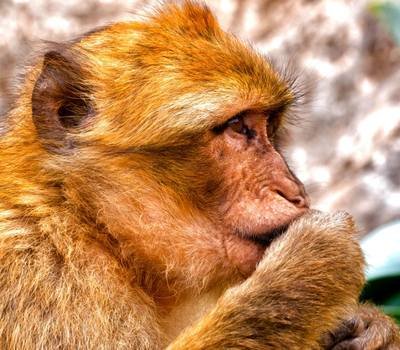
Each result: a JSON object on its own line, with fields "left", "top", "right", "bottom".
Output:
{"left": 0, "top": 2, "right": 398, "bottom": 349}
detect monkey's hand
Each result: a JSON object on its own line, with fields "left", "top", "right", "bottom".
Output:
{"left": 321, "top": 303, "right": 400, "bottom": 350}
{"left": 169, "top": 211, "right": 365, "bottom": 349}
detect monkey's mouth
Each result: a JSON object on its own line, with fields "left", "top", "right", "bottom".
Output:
{"left": 245, "top": 224, "right": 289, "bottom": 247}
{"left": 235, "top": 223, "right": 290, "bottom": 250}
{"left": 225, "top": 223, "right": 291, "bottom": 277}
{"left": 225, "top": 213, "right": 306, "bottom": 276}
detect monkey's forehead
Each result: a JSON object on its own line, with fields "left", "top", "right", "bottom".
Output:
{"left": 78, "top": 4, "right": 292, "bottom": 106}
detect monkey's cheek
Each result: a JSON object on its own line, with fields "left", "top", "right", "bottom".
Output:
{"left": 224, "top": 234, "right": 265, "bottom": 276}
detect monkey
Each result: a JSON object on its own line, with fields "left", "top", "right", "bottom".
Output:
{"left": 0, "top": 2, "right": 399, "bottom": 349}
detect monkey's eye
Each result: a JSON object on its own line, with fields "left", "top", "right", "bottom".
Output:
{"left": 227, "top": 116, "right": 256, "bottom": 139}
{"left": 212, "top": 113, "right": 255, "bottom": 138}
{"left": 227, "top": 116, "right": 246, "bottom": 134}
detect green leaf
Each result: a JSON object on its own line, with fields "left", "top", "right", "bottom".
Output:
{"left": 385, "top": 292, "right": 400, "bottom": 306}
{"left": 361, "top": 276, "right": 400, "bottom": 304}
{"left": 360, "top": 221, "right": 400, "bottom": 324}
{"left": 381, "top": 305, "right": 400, "bottom": 323}
{"left": 369, "top": 1, "right": 400, "bottom": 44}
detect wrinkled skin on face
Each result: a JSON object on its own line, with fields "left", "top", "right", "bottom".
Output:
{"left": 206, "top": 111, "right": 309, "bottom": 275}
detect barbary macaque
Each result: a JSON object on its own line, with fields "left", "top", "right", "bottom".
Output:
{"left": 0, "top": 2, "right": 398, "bottom": 349}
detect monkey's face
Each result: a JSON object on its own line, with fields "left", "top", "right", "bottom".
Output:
{"left": 206, "top": 110, "right": 309, "bottom": 275}
{"left": 29, "top": 3, "right": 309, "bottom": 288}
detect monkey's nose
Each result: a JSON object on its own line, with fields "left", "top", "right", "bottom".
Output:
{"left": 274, "top": 178, "right": 310, "bottom": 209}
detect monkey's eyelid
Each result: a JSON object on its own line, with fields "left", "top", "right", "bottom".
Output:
{"left": 227, "top": 116, "right": 241, "bottom": 125}
{"left": 212, "top": 112, "right": 249, "bottom": 135}
{"left": 226, "top": 110, "right": 246, "bottom": 124}
{"left": 212, "top": 112, "right": 243, "bottom": 134}
{"left": 212, "top": 106, "right": 284, "bottom": 133}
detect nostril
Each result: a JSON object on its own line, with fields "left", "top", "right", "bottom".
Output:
{"left": 291, "top": 196, "right": 306, "bottom": 208}
{"left": 275, "top": 190, "right": 309, "bottom": 209}
{"left": 276, "top": 190, "right": 286, "bottom": 200}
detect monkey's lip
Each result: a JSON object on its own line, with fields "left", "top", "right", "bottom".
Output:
{"left": 236, "top": 223, "right": 290, "bottom": 248}
{"left": 225, "top": 213, "right": 307, "bottom": 275}
{"left": 225, "top": 223, "right": 291, "bottom": 276}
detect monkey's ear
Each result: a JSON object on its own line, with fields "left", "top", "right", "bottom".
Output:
{"left": 32, "top": 50, "right": 93, "bottom": 152}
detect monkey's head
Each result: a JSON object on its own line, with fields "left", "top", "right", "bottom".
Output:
{"left": 23, "top": 2, "right": 309, "bottom": 292}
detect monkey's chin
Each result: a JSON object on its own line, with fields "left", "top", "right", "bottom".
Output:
{"left": 225, "top": 225, "right": 289, "bottom": 277}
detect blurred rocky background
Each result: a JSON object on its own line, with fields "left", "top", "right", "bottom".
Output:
{"left": 1, "top": 0, "right": 399, "bottom": 234}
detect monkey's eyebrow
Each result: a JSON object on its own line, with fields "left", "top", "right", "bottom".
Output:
{"left": 261, "top": 100, "right": 289, "bottom": 115}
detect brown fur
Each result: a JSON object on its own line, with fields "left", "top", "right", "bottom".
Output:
{"left": 0, "top": 2, "right": 398, "bottom": 349}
